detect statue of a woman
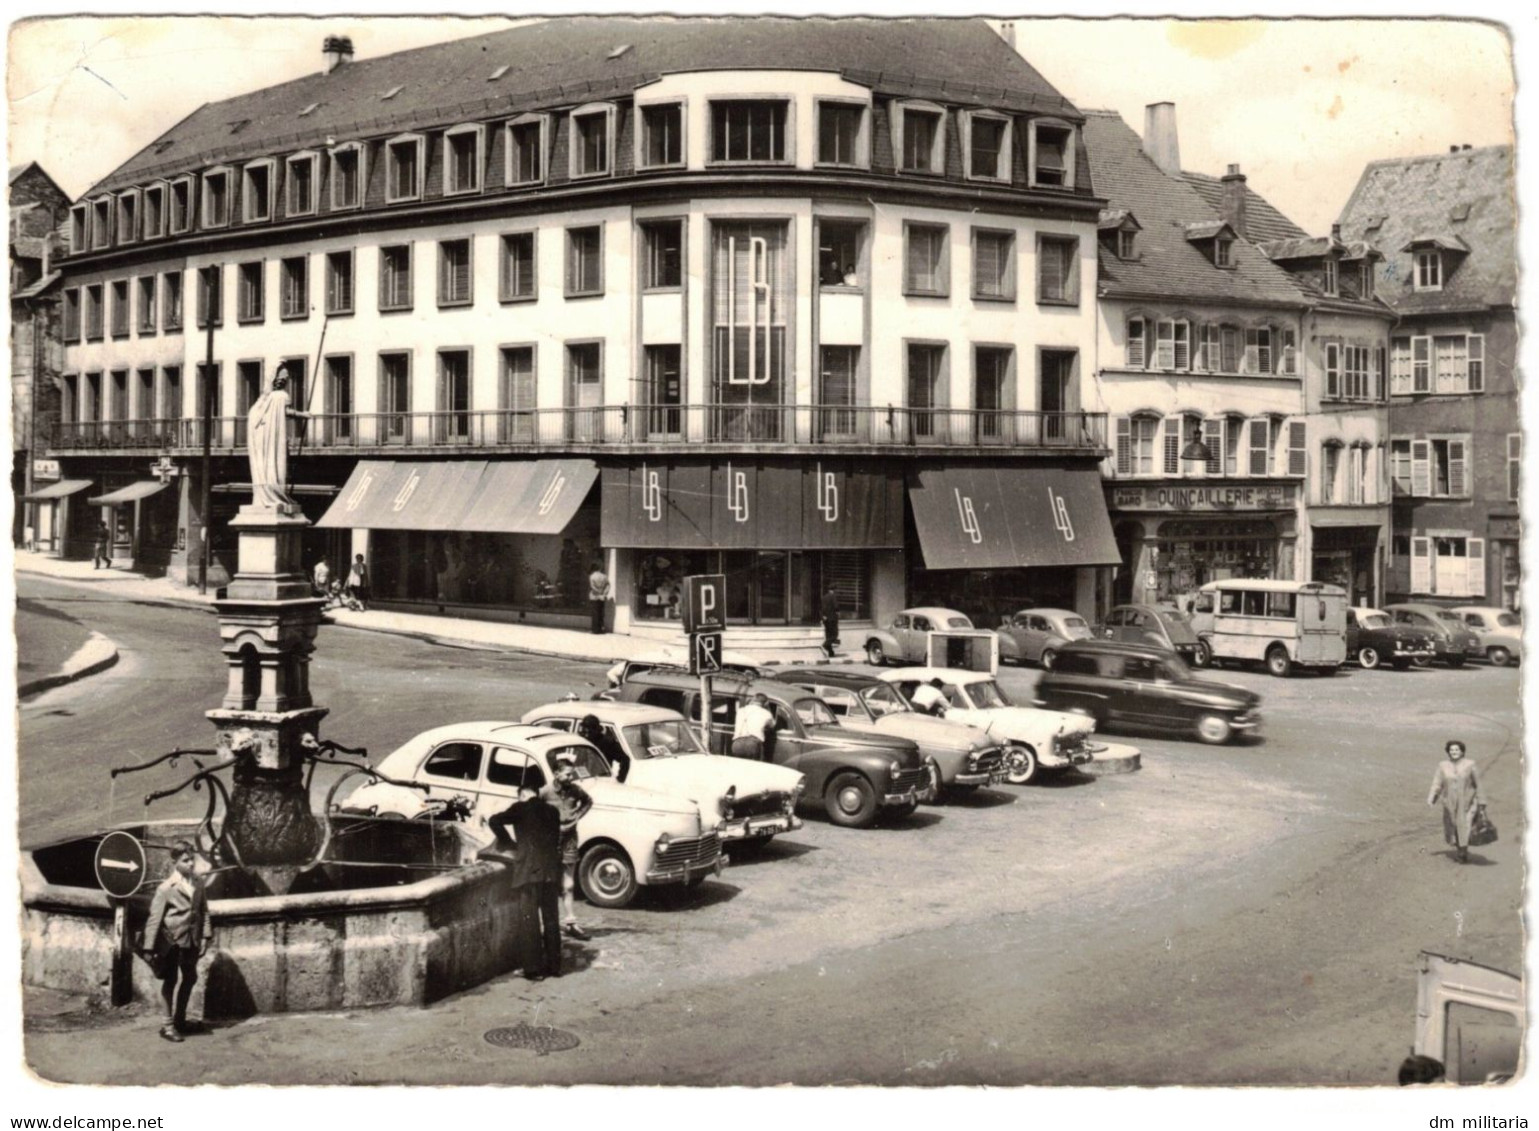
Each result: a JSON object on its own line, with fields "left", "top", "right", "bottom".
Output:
{"left": 247, "top": 365, "right": 310, "bottom": 511}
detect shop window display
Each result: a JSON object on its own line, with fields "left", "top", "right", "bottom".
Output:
{"left": 634, "top": 549, "right": 869, "bottom": 625}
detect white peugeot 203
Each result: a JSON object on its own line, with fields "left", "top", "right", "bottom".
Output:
{"left": 340, "top": 721, "right": 722, "bottom": 908}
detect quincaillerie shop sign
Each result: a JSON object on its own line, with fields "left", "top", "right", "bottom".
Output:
{"left": 1111, "top": 483, "right": 1296, "bottom": 512}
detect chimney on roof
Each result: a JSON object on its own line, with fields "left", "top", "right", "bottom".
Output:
{"left": 1330, "top": 223, "right": 1341, "bottom": 242}
{"left": 1142, "top": 102, "right": 1181, "bottom": 177}
{"left": 323, "top": 35, "right": 354, "bottom": 74}
{"left": 1221, "top": 163, "right": 1248, "bottom": 241}
{"left": 998, "top": 21, "right": 1017, "bottom": 50}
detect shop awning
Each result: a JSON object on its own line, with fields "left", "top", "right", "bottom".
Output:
{"left": 316, "top": 460, "right": 597, "bottom": 534}
{"left": 908, "top": 465, "right": 1121, "bottom": 570}
{"left": 88, "top": 481, "right": 171, "bottom": 506}
{"left": 22, "top": 479, "right": 92, "bottom": 502}
{"left": 601, "top": 460, "right": 904, "bottom": 549}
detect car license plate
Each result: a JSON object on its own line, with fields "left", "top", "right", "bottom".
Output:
{"left": 748, "top": 818, "right": 783, "bottom": 837}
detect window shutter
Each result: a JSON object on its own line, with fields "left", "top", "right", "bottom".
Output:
{"left": 1287, "top": 421, "right": 1307, "bottom": 476}
{"left": 1509, "top": 433, "right": 1522, "bottom": 501}
{"left": 1038, "top": 241, "right": 1065, "bottom": 301}
{"left": 1468, "top": 334, "right": 1485, "bottom": 392}
{"left": 1163, "top": 416, "right": 1181, "bottom": 474}
{"left": 1115, "top": 416, "right": 1132, "bottom": 476}
{"left": 975, "top": 233, "right": 1002, "bottom": 295}
{"left": 1248, "top": 419, "right": 1270, "bottom": 475}
{"left": 1201, "top": 324, "right": 1219, "bottom": 373}
{"left": 1202, "top": 418, "right": 1223, "bottom": 475}
{"left": 1410, "top": 439, "right": 1431, "bottom": 497}
{"left": 1243, "top": 329, "right": 1259, "bottom": 374}
{"left": 1467, "top": 538, "right": 1486, "bottom": 597}
{"left": 1126, "top": 319, "right": 1145, "bottom": 368}
{"left": 1173, "top": 322, "right": 1190, "bottom": 370}
{"left": 1325, "top": 343, "right": 1340, "bottom": 398}
{"left": 1410, "top": 537, "right": 1432, "bottom": 593}
{"left": 1154, "top": 322, "right": 1174, "bottom": 369}
{"left": 1064, "top": 239, "right": 1080, "bottom": 301}
{"left": 1447, "top": 439, "right": 1468, "bottom": 496}
{"left": 1412, "top": 336, "right": 1431, "bottom": 393}
{"left": 1282, "top": 329, "right": 1298, "bottom": 375}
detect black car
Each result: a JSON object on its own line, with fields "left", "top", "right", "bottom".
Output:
{"left": 1345, "top": 607, "right": 1435, "bottom": 670}
{"left": 610, "top": 670, "right": 928, "bottom": 828}
{"left": 1034, "top": 639, "right": 1262, "bottom": 746}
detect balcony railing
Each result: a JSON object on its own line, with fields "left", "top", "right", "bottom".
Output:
{"left": 49, "top": 405, "right": 1107, "bottom": 453}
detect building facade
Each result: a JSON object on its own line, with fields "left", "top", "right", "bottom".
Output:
{"left": 1336, "top": 146, "right": 1519, "bottom": 610}
{"left": 1083, "top": 105, "right": 1393, "bottom": 609}
{"left": 47, "top": 19, "right": 1121, "bottom": 643}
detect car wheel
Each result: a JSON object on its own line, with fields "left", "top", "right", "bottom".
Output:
{"left": 1265, "top": 645, "right": 1293, "bottom": 678}
{"left": 1446, "top": 656, "right": 1467, "bottom": 668}
{"left": 825, "top": 772, "right": 879, "bottom": 828}
{"left": 1488, "top": 646, "right": 1512, "bottom": 667}
{"left": 1358, "top": 645, "right": 1381, "bottom": 670}
{"left": 865, "top": 640, "right": 886, "bottom": 666}
{"left": 1195, "top": 713, "right": 1233, "bottom": 745}
{"left": 922, "top": 758, "right": 943, "bottom": 804}
{"left": 1003, "top": 745, "right": 1039, "bottom": 786}
{"left": 1040, "top": 648, "right": 1058, "bottom": 670}
{"left": 1412, "top": 656, "right": 1432, "bottom": 669}
{"left": 1193, "top": 639, "right": 1212, "bottom": 669}
{"left": 578, "top": 844, "right": 639, "bottom": 909}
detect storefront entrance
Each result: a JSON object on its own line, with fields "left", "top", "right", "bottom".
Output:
{"left": 1311, "top": 525, "right": 1381, "bottom": 608}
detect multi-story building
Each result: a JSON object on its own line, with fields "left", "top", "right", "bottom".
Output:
{"left": 1336, "top": 145, "right": 1519, "bottom": 610}
{"left": 1083, "top": 104, "right": 1394, "bottom": 608}
{"left": 47, "top": 18, "right": 1122, "bottom": 644}
{"left": 9, "top": 162, "right": 70, "bottom": 548}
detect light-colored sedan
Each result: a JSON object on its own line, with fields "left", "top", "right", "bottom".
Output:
{"left": 862, "top": 608, "right": 981, "bottom": 667}
{"left": 340, "top": 721, "right": 722, "bottom": 908}
{"left": 1447, "top": 606, "right": 1522, "bottom": 667}
{"left": 878, "top": 666, "right": 1124, "bottom": 785}
{"left": 996, "top": 607, "right": 1092, "bottom": 669}
{"left": 521, "top": 700, "right": 804, "bottom": 843}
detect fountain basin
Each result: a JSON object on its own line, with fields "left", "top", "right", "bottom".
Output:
{"left": 23, "top": 818, "right": 539, "bottom": 1016}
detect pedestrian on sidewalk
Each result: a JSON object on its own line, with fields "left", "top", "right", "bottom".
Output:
{"left": 1427, "top": 739, "right": 1487, "bottom": 864}
{"left": 92, "top": 520, "right": 111, "bottom": 569}
{"left": 731, "top": 692, "right": 776, "bottom": 760}
{"left": 547, "top": 749, "right": 595, "bottom": 943}
{"left": 483, "top": 776, "right": 564, "bottom": 980}
{"left": 820, "top": 583, "right": 841, "bottom": 658}
{"left": 143, "top": 841, "right": 211, "bottom": 1041}
{"left": 588, "top": 561, "right": 612, "bottom": 634}
{"left": 345, "top": 554, "right": 369, "bottom": 610}
{"left": 312, "top": 556, "right": 331, "bottom": 597}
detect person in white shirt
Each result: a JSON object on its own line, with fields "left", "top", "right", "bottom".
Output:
{"left": 910, "top": 679, "right": 948, "bottom": 717}
{"left": 731, "top": 692, "right": 776, "bottom": 760}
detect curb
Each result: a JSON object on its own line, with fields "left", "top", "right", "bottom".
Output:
{"left": 20, "top": 632, "right": 120, "bottom": 698}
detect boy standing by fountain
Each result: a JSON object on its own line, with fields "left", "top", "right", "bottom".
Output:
{"left": 144, "top": 841, "right": 211, "bottom": 1041}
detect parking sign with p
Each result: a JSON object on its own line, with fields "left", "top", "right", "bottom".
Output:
{"left": 684, "top": 574, "right": 727, "bottom": 635}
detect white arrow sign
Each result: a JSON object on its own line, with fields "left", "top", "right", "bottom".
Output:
{"left": 99, "top": 857, "right": 140, "bottom": 873}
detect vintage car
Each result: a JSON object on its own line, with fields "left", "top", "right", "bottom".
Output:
{"left": 1096, "top": 604, "right": 1202, "bottom": 665}
{"left": 520, "top": 700, "right": 804, "bottom": 844}
{"left": 1447, "top": 606, "right": 1522, "bottom": 667}
{"left": 1034, "top": 640, "right": 1262, "bottom": 746}
{"left": 995, "top": 607, "right": 1093, "bottom": 669}
{"left": 1345, "top": 607, "right": 1435, "bottom": 670}
{"left": 340, "top": 722, "right": 722, "bottom": 908}
{"left": 603, "top": 648, "right": 773, "bottom": 691}
{"left": 610, "top": 670, "right": 927, "bottom": 828}
{"left": 861, "top": 607, "right": 983, "bottom": 667}
{"left": 771, "top": 668, "right": 1006, "bottom": 798}
{"left": 1412, "top": 952, "right": 1523, "bottom": 1084}
{"left": 876, "top": 666, "right": 1110, "bottom": 784}
{"left": 1384, "top": 603, "right": 1483, "bottom": 668}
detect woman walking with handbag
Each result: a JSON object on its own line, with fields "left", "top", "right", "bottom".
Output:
{"left": 1427, "top": 739, "right": 1488, "bottom": 864}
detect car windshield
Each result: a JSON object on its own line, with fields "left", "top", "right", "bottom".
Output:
{"left": 962, "top": 679, "right": 1009, "bottom": 708}
{"left": 1497, "top": 613, "right": 1520, "bottom": 628}
{"left": 946, "top": 615, "right": 973, "bottom": 629}
{"left": 547, "top": 743, "right": 611, "bottom": 780}
{"left": 1361, "top": 613, "right": 1391, "bottom": 629}
{"left": 621, "top": 720, "right": 705, "bottom": 758}
{"left": 860, "top": 683, "right": 910, "bottom": 717}
{"left": 1159, "top": 608, "right": 1192, "bottom": 624}
{"left": 1437, "top": 611, "right": 1465, "bottom": 624}
{"left": 795, "top": 698, "right": 836, "bottom": 727}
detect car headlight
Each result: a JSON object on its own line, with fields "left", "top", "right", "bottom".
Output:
{"left": 720, "top": 785, "right": 736, "bottom": 819}
{"left": 890, "top": 760, "right": 903, "bottom": 779}
{"left": 657, "top": 834, "right": 671, "bottom": 851}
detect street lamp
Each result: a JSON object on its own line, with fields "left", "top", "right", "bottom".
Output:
{"left": 1180, "top": 423, "right": 1213, "bottom": 463}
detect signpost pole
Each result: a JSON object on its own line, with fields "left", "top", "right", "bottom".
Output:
{"left": 110, "top": 902, "right": 132, "bottom": 1007}
{"left": 699, "top": 669, "right": 712, "bottom": 752}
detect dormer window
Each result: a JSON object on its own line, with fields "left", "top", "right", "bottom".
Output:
{"left": 1322, "top": 256, "right": 1338, "bottom": 296}
{"left": 385, "top": 134, "right": 424, "bottom": 203}
{"left": 329, "top": 143, "right": 364, "bottom": 210}
{"left": 1214, "top": 237, "right": 1234, "bottom": 268}
{"left": 116, "top": 190, "right": 139, "bottom": 245}
{"left": 1118, "top": 230, "right": 1136, "bottom": 259}
{"left": 1360, "top": 262, "right": 1374, "bottom": 299}
{"left": 169, "top": 177, "right": 194, "bottom": 234}
{"left": 638, "top": 102, "right": 684, "bottom": 169}
{"left": 90, "top": 197, "right": 112, "bottom": 249}
{"left": 506, "top": 115, "right": 547, "bottom": 185}
{"left": 201, "top": 168, "right": 232, "bottom": 228}
{"left": 709, "top": 100, "right": 789, "bottom": 164}
{"left": 286, "top": 152, "right": 319, "bottom": 216}
{"left": 142, "top": 183, "right": 166, "bottom": 240}
{"left": 570, "top": 104, "right": 615, "bottom": 178}
{"left": 1028, "top": 119, "right": 1076, "bottom": 188}
{"left": 897, "top": 101, "right": 945, "bottom": 174}
{"left": 444, "top": 124, "right": 485, "bottom": 195}
{"left": 816, "top": 100, "right": 867, "bottom": 168}
{"left": 241, "top": 159, "right": 275, "bottom": 223}
{"left": 1415, "top": 250, "right": 1442, "bottom": 291}
{"left": 964, "top": 112, "right": 1011, "bottom": 182}
{"left": 69, "top": 204, "right": 88, "bottom": 253}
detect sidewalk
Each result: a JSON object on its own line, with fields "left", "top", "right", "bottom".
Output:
{"left": 13, "top": 551, "right": 836, "bottom": 667}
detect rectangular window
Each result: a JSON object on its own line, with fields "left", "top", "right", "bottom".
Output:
{"left": 1434, "top": 335, "right": 1466, "bottom": 394}
{"left": 1287, "top": 421, "right": 1307, "bottom": 477}
{"left": 1390, "top": 336, "right": 1412, "bottom": 395}
{"left": 1163, "top": 416, "right": 1183, "bottom": 475}
{"left": 711, "top": 100, "right": 788, "bottom": 163}
{"left": 507, "top": 119, "right": 544, "bottom": 184}
{"left": 640, "top": 103, "right": 683, "bottom": 168}
{"left": 1115, "top": 416, "right": 1158, "bottom": 476}
{"left": 968, "top": 115, "right": 1008, "bottom": 180}
{"left": 63, "top": 287, "right": 81, "bottom": 342}
{"left": 70, "top": 205, "right": 88, "bottom": 253}
{"left": 566, "top": 342, "right": 604, "bottom": 440}
{"left": 1244, "top": 327, "right": 1272, "bottom": 374}
{"left": 438, "top": 239, "right": 472, "bottom": 307}
{"left": 170, "top": 180, "right": 192, "bottom": 233}
{"left": 1281, "top": 328, "right": 1298, "bottom": 375}
{"left": 85, "top": 283, "right": 104, "bottom": 340}
{"left": 975, "top": 347, "right": 1013, "bottom": 441}
{"left": 1126, "top": 318, "right": 1145, "bottom": 368}
{"left": 326, "top": 250, "right": 355, "bottom": 315}
{"left": 1154, "top": 320, "right": 1189, "bottom": 370}
{"left": 818, "top": 345, "right": 858, "bottom": 439}
{"left": 379, "top": 353, "right": 411, "bottom": 441}
{"left": 641, "top": 221, "right": 683, "bottom": 289}
{"left": 901, "top": 107, "right": 943, "bottom": 173}
{"left": 972, "top": 229, "right": 1015, "bottom": 301}
{"left": 280, "top": 257, "right": 308, "bottom": 319}
{"left": 116, "top": 193, "right": 138, "bottom": 244}
{"left": 237, "top": 261, "right": 264, "bottom": 323}
{"left": 572, "top": 109, "right": 612, "bottom": 176}
{"left": 162, "top": 272, "right": 183, "bottom": 332}
{"left": 1468, "top": 334, "right": 1485, "bottom": 392}
{"left": 817, "top": 102, "right": 864, "bottom": 166}
{"left": 904, "top": 223, "right": 948, "bottom": 296}
{"left": 437, "top": 350, "right": 472, "bottom": 442}
{"left": 1032, "top": 123, "right": 1072, "bottom": 187}
{"left": 1219, "top": 326, "right": 1241, "bottom": 374}
{"left": 235, "top": 361, "right": 263, "bottom": 430}
{"left": 386, "top": 136, "right": 422, "bottom": 202}
{"left": 500, "top": 345, "right": 537, "bottom": 442}
{"left": 1389, "top": 439, "right": 1412, "bottom": 496}
{"left": 1431, "top": 438, "right": 1470, "bottom": 497}
{"left": 330, "top": 146, "right": 362, "bottom": 209}
{"left": 1325, "top": 342, "right": 1341, "bottom": 398}
{"left": 242, "top": 162, "right": 272, "bottom": 222}
{"left": 160, "top": 365, "right": 181, "bottom": 420}
{"left": 1508, "top": 434, "right": 1521, "bottom": 501}
{"left": 196, "top": 266, "right": 223, "bottom": 329}
{"left": 109, "top": 369, "right": 129, "bottom": 424}
{"left": 499, "top": 232, "right": 536, "bottom": 301}
{"left": 818, "top": 219, "right": 863, "bottom": 288}
{"left": 379, "top": 245, "right": 413, "bottom": 312}
{"left": 195, "top": 363, "right": 221, "bottom": 429}
{"left": 644, "top": 344, "right": 683, "bottom": 439}
{"left": 202, "top": 171, "right": 230, "bottom": 228}
{"left": 445, "top": 127, "right": 483, "bottom": 194}
{"left": 566, "top": 226, "right": 603, "bottom": 297}
{"left": 1322, "top": 257, "right": 1338, "bottom": 296}
{"left": 906, "top": 343, "right": 946, "bottom": 439}
{"left": 1036, "top": 235, "right": 1079, "bottom": 304}
{"left": 286, "top": 154, "right": 317, "bottom": 215}
{"left": 1412, "top": 336, "right": 1431, "bottom": 393}
{"left": 1248, "top": 418, "right": 1272, "bottom": 476}
{"left": 324, "top": 355, "right": 354, "bottom": 441}
{"left": 136, "top": 276, "right": 157, "bottom": 335}
{"left": 91, "top": 198, "right": 112, "bottom": 248}
{"left": 110, "top": 280, "right": 130, "bottom": 338}
{"left": 1415, "top": 251, "right": 1442, "bottom": 291}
